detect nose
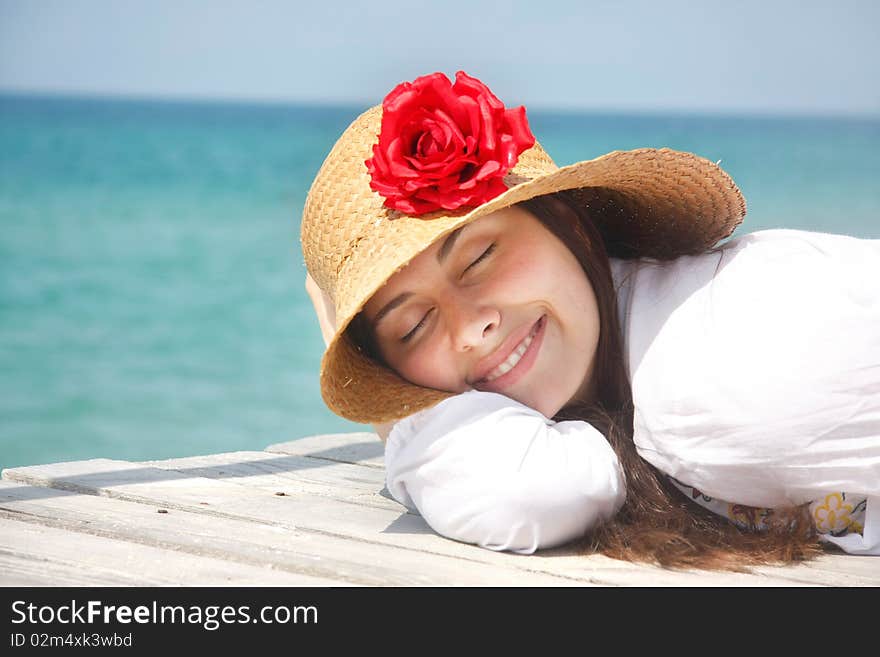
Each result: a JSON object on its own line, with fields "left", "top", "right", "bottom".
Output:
{"left": 448, "top": 298, "right": 500, "bottom": 352}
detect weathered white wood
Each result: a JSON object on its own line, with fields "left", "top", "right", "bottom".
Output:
{"left": 533, "top": 546, "right": 880, "bottom": 587}
{"left": 0, "top": 481, "right": 583, "bottom": 586}
{"left": 4, "top": 456, "right": 870, "bottom": 586}
{"left": 0, "top": 516, "right": 339, "bottom": 586}
{"left": 0, "top": 460, "right": 702, "bottom": 587}
{"left": 1, "top": 458, "right": 440, "bottom": 548}
{"left": 752, "top": 553, "right": 880, "bottom": 585}
{"left": 265, "top": 433, "right": 384, "bottom": 468}
{"left": 267, "top": 435, "right": 880, "bottom": 585}
{"left": 0, "top": 553, "right": 146, "bottom": 586}
{"left": 139, "top": 452, "right": 880, "bottom": 586}
{"left": 140, "top": 451, "right": 397, "bottom": 512}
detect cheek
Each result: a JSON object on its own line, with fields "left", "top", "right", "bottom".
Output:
{"left": 392, "top": 341, "right": 466, "bottom": 393}
{"left": 558, "top": 268, "right": 601, "bottom": 365}
{"left": 563, "top": 272, "right": 599, "bottom": 321}
{"left": 494, "top": 248, "right": 581, "bottom": 307}
{"left": 489, "top": 250, "right": 555, "bottom": 296}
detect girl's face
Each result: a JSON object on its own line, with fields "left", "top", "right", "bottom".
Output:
{"left": 362, "top": 204, "right": 601, "bottom": 418}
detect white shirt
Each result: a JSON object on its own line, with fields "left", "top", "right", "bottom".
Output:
{"left": 384, "top": 229, "right": 880, "bottom": 555}
{"left": 384, "top": 391, "right": 625, "bottom": 553}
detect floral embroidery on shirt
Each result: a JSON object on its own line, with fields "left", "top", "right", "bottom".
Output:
{"left": 810, "top": 493, "right": 866, "bottom": 537}
{"left": 667, "top": 477, "right": 866, "bottom": 538}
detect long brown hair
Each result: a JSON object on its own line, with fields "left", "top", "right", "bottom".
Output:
{"left": 349, "top": 191, "right": 823, "bottom": 570}
{"left": 521, "top": 191, "right": 821, "bottom": 570}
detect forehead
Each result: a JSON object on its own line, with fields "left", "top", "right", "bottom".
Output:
{"left": 362, "top": 205, "right": 540, "bottom": 315}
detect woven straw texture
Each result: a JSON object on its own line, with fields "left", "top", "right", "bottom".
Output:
{"left": 301, "top": 105, "right": 746, "bottom": 424}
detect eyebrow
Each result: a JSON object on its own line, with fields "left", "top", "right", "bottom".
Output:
{"left": 437, "top": 225, "right": 465, "bottom": 264}
{"left": 372, "top": 227, "right": 466, "bottom": 330}
{"left": 372, "top": 292, "right": 413, "bottom": 329}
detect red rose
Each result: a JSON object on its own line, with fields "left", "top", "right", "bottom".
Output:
{"left": 365, "top": 71, "right": 536, "bottom": 216}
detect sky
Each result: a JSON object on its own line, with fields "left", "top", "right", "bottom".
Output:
{"left": 1, "top": 0, "right": 878, "bottom": 116}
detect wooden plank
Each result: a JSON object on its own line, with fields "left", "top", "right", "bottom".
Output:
{"left": 140, "top": 451, "right": 398, "bottom": 513}
{"left": 4, "top": 458, "right": 863, "bottom": 586}
{"left": 273, "top": 434, "right": 880, "bottom": 585}
{"left": 0, "top": 481, "right": 584, "bottom": 586}
{"left": 752, "top": 552, "right": 880, "bottom": 586}
{"left": 533, "top": 546, "right": 880, "bottom": 587}
{"left": 1, "top": 458, "right": 442, "bottom": 550}
{"left": 158, "top": 449, "right": 880, "bottom": 586}
{"left": 0, "top": 553, "right": 145, "bottom": 586}
{"left": 0, "top": 516, "right": 337, "bottom": 586}
{"left": 143, "top": 451, "right": 880, "bottom": 586}
{"left": 265, "top": 433, "right": 384, "bottom": 468}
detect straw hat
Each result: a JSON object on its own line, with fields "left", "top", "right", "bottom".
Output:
{"left": 301, "top": 71, "right": 746, "bottom": 424}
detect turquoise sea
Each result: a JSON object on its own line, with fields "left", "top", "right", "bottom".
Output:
{"left": 1, "top": 94, "right": 878, "bottom": 470}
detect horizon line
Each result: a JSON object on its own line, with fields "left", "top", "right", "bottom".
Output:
{"left": 1, "top": 86, "right": 879, "bottom": 122}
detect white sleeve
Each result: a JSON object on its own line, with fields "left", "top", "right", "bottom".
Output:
{"left": 383, "top": 390, "right": 626, "bottom": 554}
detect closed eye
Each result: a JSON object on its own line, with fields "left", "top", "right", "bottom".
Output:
{"left": 463, "top": 243, "right": 496, "bottom": 274}
{"left": 401, "top": 307, "right": 434, "bottom": 343}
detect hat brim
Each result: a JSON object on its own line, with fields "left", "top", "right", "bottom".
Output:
{"left": 318, "top": 146, "right": 745, "bottom": 424}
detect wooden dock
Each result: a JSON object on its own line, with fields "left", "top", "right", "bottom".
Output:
{"left": 2, "top": 432, "right": 877, "bottom": 586}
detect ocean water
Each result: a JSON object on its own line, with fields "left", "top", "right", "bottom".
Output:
{"left": 1, "top": 94, "right": 878, "bottom": 470}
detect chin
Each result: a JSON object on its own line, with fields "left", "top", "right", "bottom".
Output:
{"left": 527, "top": 395, "right": 564, "bottom": 420}
{"left": 532, "top": 383, "right": 590, "bottom": 419}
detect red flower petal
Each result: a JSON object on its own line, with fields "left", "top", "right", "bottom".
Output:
{"left": 416, "top": 130, "right": 440, "bottom": 157}
{"left": 365, "top": 71, "right": 533, "bottom": 217}
{"left": 473, "top": 159, "right": 502, "bottom": 181}
{"left": 405, "top": 153, "right": 458, "bottom": 172}
{"left": 484, "top": 177, "right": 509, "bottom": 198}
{"left": 414, "top": 186, "right": 469, "bottom": 210}
{"left": 497, "top": 134, "right": 518, "bottom": 169}
{"left": 403, "top": 178, "right": 432, "bottom": 192}
{"left": 392, "top": 194, "right": 442, "bottom": 215}
{"left": 386, "top": 138, "right": 420, "bottom": 179}
{"left": 432, "top": 154, "right": 477, "bottom": 179}
{"left": 453, "top": 71, "right": 503, "bottom": 112}
{"left": 503, "top": 106, "right": 536, "bottom": 150}
{"left": 382, "top": 83, "right": 416, "bottom": 113}
{"left": 370, "top": 178, "right": 405, "bottom": 198}
{"left": 365, "top": 144, "right": 390, "bottom": 180}
{"left": 476, "top": 94, "right": 496, "bottom": 154}
{"left": 431, "top": 108, "right": 467, "bottom": 148}
{"left": 458, "top": 96, "right": 482, "bottom": 147}
{"left": 388, "top": 197, "right": 419, "bottom": 214}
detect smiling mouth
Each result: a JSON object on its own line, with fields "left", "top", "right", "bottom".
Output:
{"left": 474, "top": 315, "right": 546, "bottom": 389}
{"left": 483, "top": 323, "right": 540, "bottom": 382}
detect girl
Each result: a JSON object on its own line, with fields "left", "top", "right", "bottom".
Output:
{"left": 301, "top": 71, "right": 879, "bottom": 569}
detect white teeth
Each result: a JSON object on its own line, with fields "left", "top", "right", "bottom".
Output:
{"left": 484, "top": 331, "right": 535, "bottom": 382}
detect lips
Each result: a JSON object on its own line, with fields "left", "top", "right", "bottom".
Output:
{"left": 471, "top": 315, "right": 547, "bottom": 391}
{"left": 483, "top": 327, "right": 537, "bottom": 381}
